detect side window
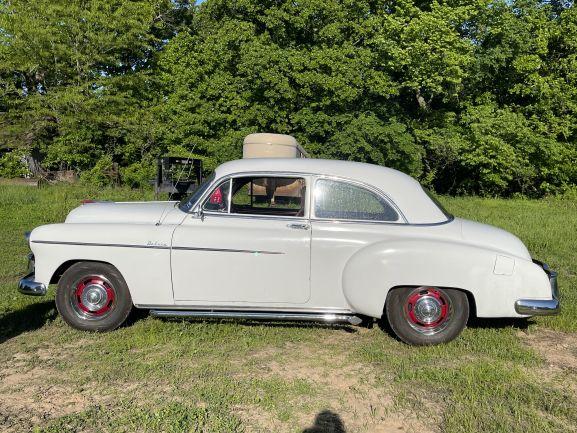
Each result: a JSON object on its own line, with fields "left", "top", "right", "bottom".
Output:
{"left": 314, "top": 179, "right": 399, "bottom": 222}
{"left": 203, "top": 180, "right": 231, "bottom": 213}
{"left": 230, "top": 177, "right": 306, "bottom": 217}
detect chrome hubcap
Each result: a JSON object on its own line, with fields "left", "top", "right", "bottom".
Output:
{"left": 80, "top": 283, "right": 109, "bottom": 312}
{"left": 413, "top": 296, "right": 443, "bottom": 324}
{"left": 404, "top": 287, "right": 453, "bottom": 335}
{"left": 70, "top": 275, "right": 116, "bottom": 320}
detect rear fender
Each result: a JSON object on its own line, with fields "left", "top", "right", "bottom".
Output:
{"left": 341, "top": 239, "right": 549, "bottom": 318}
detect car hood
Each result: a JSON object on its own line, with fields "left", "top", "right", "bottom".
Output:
{"left": 65, "top": 201, "right": 179, "bottom": 225}
{"left": 457, "top": 218, "right": 531, "bottom": 260}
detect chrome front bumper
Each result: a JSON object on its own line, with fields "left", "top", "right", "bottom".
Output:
{"left": 514, "top": 260, "right": 559, "bottom": 316}
{"left": 18, "top": 273, "right": 47, "bottom": 296}
{"left": 18, "top": 252, "right": 47, "bottom": 296}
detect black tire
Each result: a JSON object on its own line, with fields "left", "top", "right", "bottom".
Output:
{"left": 56, "top": 262, "right": 132, "bottom": 332}
{"left": 385, "top": 286, "right": 469, "bottom": 346}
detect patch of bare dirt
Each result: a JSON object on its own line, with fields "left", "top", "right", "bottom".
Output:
{"left": 233, "top": 338, "right": 436, "bottom": 433}
{"left": 519, "top": 328, "right": 577, "bottom": 401}
{"left": 520, "top": 329, "right": 577, "bottom": 370}
{"left": 0, "top": 335, "right": 113, "bottom": 432}
{"left": 0, "top": 366, "right": 89, "bottom": 433}
{"left": 0, "top": 326, "right": 438, "bottom": 433}
{"left": 236, "top": 403, "right": 430, "bottom": 433}
{"left": 235, "top": 404, "right": 291, "bottom": 433}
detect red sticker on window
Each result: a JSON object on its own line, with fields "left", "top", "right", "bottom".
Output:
{"left": 209, "top": 187, "right": 223, "bottom": 204}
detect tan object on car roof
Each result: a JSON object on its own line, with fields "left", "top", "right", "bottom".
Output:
{"left": 243, "top": 133, "right": 309, "bottom": 200}
{"left": 242, "top": 133, "right": 309, "bottom": 159}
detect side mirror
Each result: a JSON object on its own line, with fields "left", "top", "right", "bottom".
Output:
{"left": 191, "top": 207, "right": 204, "bottom": 220}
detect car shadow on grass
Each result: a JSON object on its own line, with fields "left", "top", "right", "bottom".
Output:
{"left": 124, "top": 307, "right": 150, "bottom": 327}
{"left": 467, "top": 316, "right": 533, "bottom": 330}
{"left": 376, "top": 315, "right": 533, "bottom": 343}
{"left": 0, "top": 300, "right": 57, "bottom": 344}
{"left": 241, "top": 320, "right": 358, "bottom": 333}
{"left": 302, "top": 410, "right": 346, "bottom": 433}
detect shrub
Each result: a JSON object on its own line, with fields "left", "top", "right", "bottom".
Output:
{"left": 80, "top": 155, "right": 116, "bottom": 187}
{"left": 0, "top": 150, "right": 30, "bottom": 178}
{"left": 121, "top": 157, "right": 156, "bottom": 189}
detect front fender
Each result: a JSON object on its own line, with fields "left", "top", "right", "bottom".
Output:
{"left": 29, "top": 223, "right": 176, "bottom": 306}
{"left": 342, "top": 239, "right": 550, "bottom": 318}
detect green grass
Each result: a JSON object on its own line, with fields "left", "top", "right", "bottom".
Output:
{"left": 0, "top": 184, "right": 576, "bottom": 433}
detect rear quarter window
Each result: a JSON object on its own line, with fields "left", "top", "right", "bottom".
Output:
{"left": 314, "top": 179, "right": 399, "bottom": 222}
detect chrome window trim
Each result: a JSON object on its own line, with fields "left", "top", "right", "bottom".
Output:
{"left": 197, "top": 172, "right": 311, "bottom": 220}
{"left": 311, "top": 175, "right": 407, "bottom": 224}
{"left": 192, "top": 171, "right": 308, "bottom": 214}
{"left": 200, "top": 211, "right": 310, "bottom": 222}
{"left": 407, "top": 215, "right": 455, "bottom": 227}
{"left": 184, "top": 168, "right": 454, "bottom": 226}
{"left": 191, "top": 170, "right": 456, "bottom": 226}
{"left": 201, "top": 178, "right": 231, "bottom": 215}
{"left": 227, "top": 178, "right": 232, "bottom": 214}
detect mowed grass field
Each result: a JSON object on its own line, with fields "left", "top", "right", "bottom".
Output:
{"left": 0, "top": 184, "right": 576, "bottom": 433}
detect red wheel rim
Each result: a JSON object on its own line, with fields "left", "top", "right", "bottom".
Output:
{"left": 72, "top": 276, "right": 115, "bottom": 318}
{"left": 404, "top": 287, "right": 452, "bottom": 334}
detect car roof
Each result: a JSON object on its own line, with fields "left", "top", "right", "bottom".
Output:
{"left": 214, "top": 158, "right": 448, "bottom": 224}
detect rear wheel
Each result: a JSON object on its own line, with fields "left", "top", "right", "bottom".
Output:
{"left": 56, "top": 262, "right": 132, "bottom": 331}
{"left": 385, "top": 286, "right": 469, "bottom": 345}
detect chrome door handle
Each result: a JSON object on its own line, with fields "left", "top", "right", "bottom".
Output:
{"left": 287, "top": 223, "right": 310, "bottom": 230}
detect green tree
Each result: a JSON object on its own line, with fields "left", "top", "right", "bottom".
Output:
{"left": 0, "top": 0, "right": 192, "bottom": 173}
{"left": 1, "top": 0, "right": 576, "bottom": 196}
{"left": 158, "top": 0, "right": 479, "bottom": 177}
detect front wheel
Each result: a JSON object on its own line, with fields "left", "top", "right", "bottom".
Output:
{"left": 56, "top": 262, "right": 132, "bottom": 332}
{"left": 385, "top": 286, "right": 469, "bottom": 345}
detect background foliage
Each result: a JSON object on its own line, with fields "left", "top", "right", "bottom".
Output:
{"left": 1, "top": 0, "right": 576, "bottom": 195}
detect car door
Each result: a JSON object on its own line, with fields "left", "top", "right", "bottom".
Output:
{"left": 171, "top": 174, "right": 311, "bottom": 304}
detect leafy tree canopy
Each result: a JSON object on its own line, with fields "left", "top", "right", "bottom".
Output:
{"left": 1, "top": 0, "right": 575, "bottom": 195}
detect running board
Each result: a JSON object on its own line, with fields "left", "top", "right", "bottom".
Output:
{"left": 150, "top": 309, "right": 363, "bottom": 326}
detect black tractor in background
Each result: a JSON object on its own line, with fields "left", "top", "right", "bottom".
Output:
{"left": 154, "top": 157, "right": 203, "bottom": 200}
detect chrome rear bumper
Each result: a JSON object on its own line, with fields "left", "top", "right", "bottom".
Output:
{"left": 18, "top": 252, "right": 47, "bottom": 296}
{"left": 514, "top": 260, "right": 559, "bottom": 316}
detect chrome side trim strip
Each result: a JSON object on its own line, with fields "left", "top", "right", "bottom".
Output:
{"left": 33, "top": 240, "right": 170, "bottom": 249}
{"left": 150, "top": 309, "right": 363, "bottom": 325}
{"left": 138, "top": 304, "right": 354, "bottom": 314}
{"left": 171, "top": 246, "right": 283, "bottom": 255}
{"left": 32, "top": 240, "right": 282, "bottom": 255}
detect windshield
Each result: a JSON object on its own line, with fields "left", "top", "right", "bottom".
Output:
{"left": 422, "top": 187, "right": 453, "bottom": 220}
{"left": 179, "top": 172, "right": 215, "bottom": 212}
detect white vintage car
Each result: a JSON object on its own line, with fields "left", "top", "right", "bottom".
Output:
{"left": 18, "top": 140, "right": 559, "bottom": 345}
